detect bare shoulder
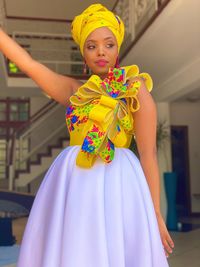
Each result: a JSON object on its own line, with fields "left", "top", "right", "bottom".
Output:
{"left": 133, "top": 82, "right": 157, "bottom": 155}
{"left": 133, "top": 84, "right": 157, "bottom": 136}
{"left": 137, "top": 85, "right": 156, "bottom": 113}
{"left": 26, "top": 60, "right": 83, "bottom": 106}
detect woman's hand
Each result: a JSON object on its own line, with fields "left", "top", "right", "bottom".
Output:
{"left": 156, "top": 213, "right": 175, "bottom": 258}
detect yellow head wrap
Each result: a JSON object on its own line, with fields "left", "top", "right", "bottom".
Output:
{"left": 71, "top": 3, "right": 125, "bottom": 55}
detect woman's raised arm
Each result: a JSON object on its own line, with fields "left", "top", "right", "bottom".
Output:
{"left": 0, "top": 28, "right": 81, "bottom": 105}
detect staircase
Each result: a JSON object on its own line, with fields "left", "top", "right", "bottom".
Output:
{"left": 15, "top": 137, "right": 70, "bottom": 188}
{"left": 4, "top": 99, "right": 70, "bottom": 192}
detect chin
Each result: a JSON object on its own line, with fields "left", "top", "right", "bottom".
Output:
{"left": 92, "top": 66, "right": 110, "bottom": 78}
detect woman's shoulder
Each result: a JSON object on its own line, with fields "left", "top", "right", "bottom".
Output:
{"left": 122, "top": 65, "right": 153, "bottom": 93}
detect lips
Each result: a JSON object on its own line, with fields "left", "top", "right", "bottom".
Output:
{"left": 95, "top": 59, "right": 108, "bottom": 67}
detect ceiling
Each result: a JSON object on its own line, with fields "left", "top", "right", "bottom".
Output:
{"left": 175, "top": 87, "right": 200, "bottom": 103}
{"left": 5, "top": 0, "right": 116, "bottom": 20}
{"left": 121, "top": 0, "right": 200, "bottom": 102}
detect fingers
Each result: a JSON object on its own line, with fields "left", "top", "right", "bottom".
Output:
{"left": 164, "top": 249, "right": 169, "bottom": 258}
{"left": 162, "top": 233, "right": 175, "bottom": 258}
{"left": 156, "top": 215, "right": 175, "bottom": 258}
{"left": 163, "top": 239, "right": 173, "bottom": 256}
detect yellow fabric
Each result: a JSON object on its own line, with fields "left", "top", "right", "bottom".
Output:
{"left": 76, "top": 95, "right": 119, "bottom": 168}
{"left": 71, "top": 3, "right": 125, "bottom": 55}
{"left": 68, "top": 65, "right": 153, "bottom": 168}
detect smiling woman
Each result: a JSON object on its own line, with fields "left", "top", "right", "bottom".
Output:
{"left": 0, "top": 3, "right": 174, "bottom": 267}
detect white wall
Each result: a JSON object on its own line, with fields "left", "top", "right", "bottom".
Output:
{"left": 5, "top": 0, "right": 116, "bottom": 20}
{"left": 156, "top": 102, "right": 172, "bottom": 221}
{"left": 170, "top": 101, "right": 200, "bottom": 213}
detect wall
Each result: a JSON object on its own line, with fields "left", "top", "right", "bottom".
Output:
{"left": 30, "top": 96, "right": 49, "bottom": 116}
{"left": 30, "top": 96, "right": 67, "bottom": 161}
{"left": 170, "top": 101, "right": 200, "bottom": 213}
{"left": 156, "top": 102, "right": 172, "bottom": 221}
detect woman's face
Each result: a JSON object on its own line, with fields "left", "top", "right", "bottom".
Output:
{"left": 83, "top": 27, "right": 118, "bottom": 79}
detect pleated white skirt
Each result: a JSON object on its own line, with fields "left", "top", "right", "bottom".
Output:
{"left": 17, "top": 145, "right": 169, "bottom": 267}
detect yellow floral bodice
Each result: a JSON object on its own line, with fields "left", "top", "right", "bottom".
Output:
{"left": 65, "top": 65, "right": 153, "bottom": 168}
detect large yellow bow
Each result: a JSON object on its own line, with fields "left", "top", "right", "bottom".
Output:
{"left": 70, "top": 65, "right": 153, "bottom": 168}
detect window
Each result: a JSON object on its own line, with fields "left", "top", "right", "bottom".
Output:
{"left": 10, "top": 102, "right": 29, "bottom": 121}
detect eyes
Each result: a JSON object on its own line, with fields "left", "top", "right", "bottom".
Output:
{"left": 86, "top": 43, "right": 115, "bottom": 50}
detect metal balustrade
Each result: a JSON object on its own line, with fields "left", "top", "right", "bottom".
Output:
{"left": 113, "top": 0, "right": 169, "bottom": 55}
{"left": 7, "top": 100, "right": 68, "bottom": 190}
{"left": 1, "top": 0, "right": 170, "bottom": 76}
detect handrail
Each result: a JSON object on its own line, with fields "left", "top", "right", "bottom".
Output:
{"left": 118, "top": 0, "right": 172, "bottom": 61}
{"left": 6, "top": 15, "right": 71, "bottom": 23}
{"left": 19, "top": 123, "right": 66, "bottom": 165}
{"left": 28, "top": 99, "right": 56, "bottom": 125}
{"left": 19, "top": 103, "right": 61, "bottom": 140}
{"left": 7, "top": 99, "right": 57, "bottom": 166}
{"left": 12, "top": 31, "right": 72, "bottom": 40}
{"left": 8, "top": 99, "right": 68, "bottom": 190}
{"left": 17, "top": 100, "right": 57, "bottom": 138}
{"left": 9, "top": 131, "right": 16, "bottom": 166}
{"left": 5, "top": 30, "right": 90, "bottom": 77}
{"left": 7, "top": 97, "right": 66, "bottom": 190}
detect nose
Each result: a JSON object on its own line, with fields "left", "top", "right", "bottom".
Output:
{"left": 97, "top": 45, "right": 105, "bottom": 56}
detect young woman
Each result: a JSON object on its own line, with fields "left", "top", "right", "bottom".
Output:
{"left": 0, "top": 4, "right": 174, "bottom": 267}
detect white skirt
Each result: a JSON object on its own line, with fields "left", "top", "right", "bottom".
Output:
{"left": 17, "top": 145, "right": 169, "bottom": 267}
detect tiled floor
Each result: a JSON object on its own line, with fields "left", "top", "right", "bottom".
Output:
{"left": 168, "top": 228, "right": 200, "bottom": 267}
{"left": 2, "top": 217, "right": 200, "bottom": 267}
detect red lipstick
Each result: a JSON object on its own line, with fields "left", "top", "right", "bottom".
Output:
{"left": 95, "top": 59, "right": 108, "bottom": 67}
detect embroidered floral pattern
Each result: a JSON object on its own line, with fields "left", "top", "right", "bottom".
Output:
{"left": 66, "top": 99, "right": 99, "bottom": 132}
{"left": 66, "top": 65, "right": 153, "bottom": 167}
{"left": 81, "top": 124, "right": 105, "bottom": 154}
{"left": 101, "top": 68, "right": 128, "bottom": 98}
{"left": 99, "top": 139, "right": 115, "bottom": 163}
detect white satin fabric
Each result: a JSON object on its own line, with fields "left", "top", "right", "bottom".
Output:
{"left": 17, "top": 146, "right": 169, "bottom": 267}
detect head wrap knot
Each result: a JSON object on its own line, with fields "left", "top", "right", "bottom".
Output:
{"left": 71, "top": 3, "right": 125, "bottom": 55}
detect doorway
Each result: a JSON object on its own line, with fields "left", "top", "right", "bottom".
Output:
{"left": 171, "top": 126, "right": 191, "bottom": 217}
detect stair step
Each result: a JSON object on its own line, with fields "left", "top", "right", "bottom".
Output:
{"left": 15, "top": 140, "right": 70, "bottom": 187}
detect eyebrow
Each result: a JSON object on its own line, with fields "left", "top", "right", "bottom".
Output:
{"left": 86, "top": 36, "right": 114, "bottom": 43}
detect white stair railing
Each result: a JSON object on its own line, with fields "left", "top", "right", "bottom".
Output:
{"left": 6, "top": 31, "right": 86, "bottom": 76}
{"left": 8, "top": 101, "right": 69, "bottom": 191}
{"left": 113, "top": 0, "right": 160, "bottom": 53}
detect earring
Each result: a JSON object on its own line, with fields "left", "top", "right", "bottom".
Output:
{"left": 115, "top": 55, "right": 120, "bottom": 68}
{"left": 83, "top": 60, "right": 87, "bottom": 75}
